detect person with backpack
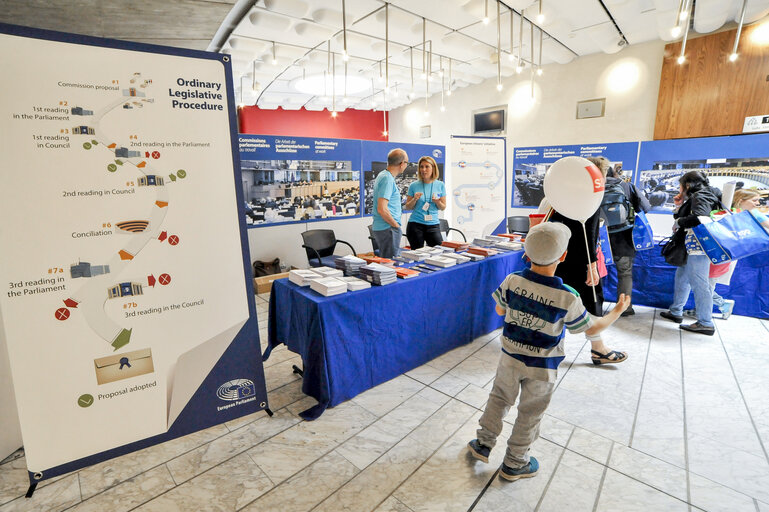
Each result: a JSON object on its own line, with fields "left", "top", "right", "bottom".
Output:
{"left": 599, "top": 161, "right": 651, "bottom": 316}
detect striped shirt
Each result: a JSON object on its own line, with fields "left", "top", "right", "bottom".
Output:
{"left": 492, "top": 268, "right": 593, "bottom": 382}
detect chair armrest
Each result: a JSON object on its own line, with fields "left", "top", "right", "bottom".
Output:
{"left": 448, "top": 228, "right": 467, "bottom": 242}
{"left": 301, "top": 244, "right": 323, "bottom": 266}
{"left": 337, "top": 239, "right": 357, "bottom": 255}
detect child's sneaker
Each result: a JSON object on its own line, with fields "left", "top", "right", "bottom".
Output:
{"left": 467, "top": 439, "right": 490, "bottom": 463}
{"left": 720, "top": 299, "right": 735, "bottom": 320}
{"left": 499, "top": 457, "right": 539, "bottom": 481}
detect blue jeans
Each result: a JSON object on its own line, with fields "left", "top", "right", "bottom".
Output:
{"left": 372, "top": 226, "right": 402, "bottom": 258}
{"left": 670, "top": 254, "right": 713, "bottom": 327}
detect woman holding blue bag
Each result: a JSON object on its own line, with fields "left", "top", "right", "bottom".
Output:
{"left": 659, "top": 171, "right": 722, "bottom": 336}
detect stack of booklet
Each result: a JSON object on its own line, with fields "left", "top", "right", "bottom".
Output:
{"left": 309, "top": 277, "right": 348, "bottom": 297}
{"left": 360, "top": 255, "right": 395, "bottom": 265}
{"left": 468, "top": 247, "right": 499, "bottom": 257}
{"left": 493, "top": 241, "right": 524, "bottom": 251}
{"left": 471, "top": 238, "right": 497, "bottom": 248}
{"left": 359, "top": 263, "right": 398, "bottom": 285}
{"left": 400, "top": 250, "right": 426, "bottom": 261}
{"left": 441, "top": 241, "right": 470, "bottom": 252}
{"left": 339, "top": 276, "right": 371, "bottom": 291}
{"left": 333, "top": 255, "right": 366, "bottom": 275}
{"left": 395, "top": 267, "right": 420, "bottom": 279}
{"left": 289, "top": 269, "right": 322, "bottom": 286}
{"left": 313, "top": 266, "right": 345, "bottom": 278}
{"left": 444, "top": 253, "right": 470, "bottom": 264}
{"left": 424, "top": 255, "right": 457, "bottom": 268}
{"left": 463, "top": 252, "right": 485, "bottom": 261}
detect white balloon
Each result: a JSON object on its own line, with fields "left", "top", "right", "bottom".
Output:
{"left": 543, "top": 156, "right": 605, "bottom": 222}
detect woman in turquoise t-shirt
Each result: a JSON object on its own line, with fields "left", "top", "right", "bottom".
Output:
{"left": 405, "top": 156, "right": 447, "bottom": 248}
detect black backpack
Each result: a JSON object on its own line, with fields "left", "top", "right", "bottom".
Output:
{"left": 600, "top": 181, "right": 634, "bottom": 233}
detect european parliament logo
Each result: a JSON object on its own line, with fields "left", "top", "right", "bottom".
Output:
{"left": 216, "top": 379, "right": 256, "bottom": 401}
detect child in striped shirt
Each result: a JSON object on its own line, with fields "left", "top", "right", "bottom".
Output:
{"left": 468, "top": 222, "right": 629, "bottom": 481}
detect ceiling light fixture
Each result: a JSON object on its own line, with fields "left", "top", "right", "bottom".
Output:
{"left": 677, "top": 0, "right": 692, "bottom": 65}
{"left": 671, "top": 0, "right": 684, "bottom": 37}
{"left": 517, "top": 11, "right": 524, "bottom": 73}
{"left": 271, "top": 41, "right": 277, "bottom": 65}
{"left": 441, "top": 74, "right": 446, "bottom": 112}
{"left": 447, "top": 58, "right": 452, "bottom": 96}
{"left": 496, "top": 0, "right": 502, "bottom": 92}
{"left": 422, "top": 18, "right": 427, "bottom": 79}
{"left": 537, "top": 27, "right": 543, "bottom": 76}
{"left": 409, "top": 46, "right": 415, "bottom": 99}
{"left": 730, "top": 0, "right": 748, "bottom": 62}
{"left": 341, "top": 0, "right": 350, "bottom": 62}
{"left": 537, "top": 0, "right": 544, "bottom": 24}
{"left": 530, "top": 19, "right": 535, "bottom": 98}
{"left": 509, "top": 8, "right": 515, "bottom": 61}
{"left": 483, "top": 0, "right": 490, "bottom": 25}
{"left": 331, "top": 52, "right": 337, "bottom": 117}
{"left": 385, "top": 3, "right": 389, "bottom": 94}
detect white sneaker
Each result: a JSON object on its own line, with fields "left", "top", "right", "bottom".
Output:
{"left": 720, "top": 300, "right": 735, "bottom": 320}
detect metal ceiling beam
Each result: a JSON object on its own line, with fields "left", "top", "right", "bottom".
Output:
{"left": 597, "top": 0, "right": 629, "bottom": 47}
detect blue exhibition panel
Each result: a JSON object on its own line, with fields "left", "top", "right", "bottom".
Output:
{"left": 360, "top": 140, "right": 446, "bottom": 215}
{"left": 637, "top": 133, "right": 769, "bottom": 213}
{"left": 511, "top": 142, "right": 640, "bottom": 208}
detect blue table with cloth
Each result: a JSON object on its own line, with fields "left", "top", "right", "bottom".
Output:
{"left": 603, "top": 245, "right": 769, "bottom": 319}
{"left": 264, "top": 251, "right": 527, "bottom": 420}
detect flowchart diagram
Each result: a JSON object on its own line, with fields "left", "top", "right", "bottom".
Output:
{"left": 450, "top": 137, "right": 507, "bottom": 240}
{"left": 0, "top": 29, "right": 263, "bottom": 477}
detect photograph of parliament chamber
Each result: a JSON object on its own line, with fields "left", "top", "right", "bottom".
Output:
{"left": 2, "top": 0, "right": 769, "bottom": 511}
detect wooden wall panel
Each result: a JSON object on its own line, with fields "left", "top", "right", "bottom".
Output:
{"left": 654, "top": 24, "right": 769, "bottom": 140}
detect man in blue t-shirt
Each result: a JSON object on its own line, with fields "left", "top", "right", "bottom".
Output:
{"left": 372, "top": 148, "right": 408, "bottom": 257}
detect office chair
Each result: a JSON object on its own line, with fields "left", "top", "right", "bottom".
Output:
{"left": 507, "top": 216, "right": 530, "bottom": 235}
{"left": 439, "top": 219, "right": 466, "bottom": 241}
{"left": 301, "top": 229, "right": 356, "bottom": 267}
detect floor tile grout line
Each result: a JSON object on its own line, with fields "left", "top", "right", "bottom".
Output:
{"left": 61, "top": 402, "right": 303, "bottom": 512}
{"left": 552, "top": 338, "right": 590, "bottom": 393}
{"left": 714, "top": 323, "right": 769, "bottom": 465}
{"left": 309, "top": 397, "right": 476, "bottom": 512}
{"left": 755, "top": 497, "right": 761, "bottom": 512}
{"left": 679, "top": 329, "right": 692, "bottom": 506}
{"left": 380, "top": 402, "right": 484, "bottom": 511}
{"left": 591, "top": 441, "right": 614, "bottom": 512}
{"left": 534, "top": 427, "right": 575, "bottom": 512}
{"left": 628, "top": 310, "right": 656, "bottom": 447}
{"left": 466, "top": 469, "right": 500, "bottom": 512}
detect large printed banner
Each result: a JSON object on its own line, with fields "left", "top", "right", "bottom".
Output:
{"left": 0, "top": 24, "right": 267, "bottom": 481}
{"left": 239, "top": 134, "right": 362, "bottom": 226}
{"left": 450, "top": 136, "right": 507, "bottom": 240}
{"left": 512, "top": 142, "right": 639, "bottom": 208}
{"left": 360, "top": 140, "right": 446, "bottom": 215}
{"left": 637, "top": 133, "right": 769, "bottom": 213}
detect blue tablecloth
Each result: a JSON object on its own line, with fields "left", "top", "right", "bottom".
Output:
{"left": 603, "top": 246, "right": 769, "bottom": 319}
{"left": 265, "top": 251, "right": 527, "bottom": 419}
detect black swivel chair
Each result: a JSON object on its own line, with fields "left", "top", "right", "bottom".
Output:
{"left": 507, "top": 215, "right": 530, "bottom": 235}
{"left": 301, "top": 229, "right": 357, "bottom": 267}
{"left": 439, "top": 219, "right": 466, "bottom": 241}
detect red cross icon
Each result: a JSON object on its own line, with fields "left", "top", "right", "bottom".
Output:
{"left": 158, "top": 273, "right": 171, "bottom": 285}
{"left": 55, "top": 308, "right": 70, "bottom": 321}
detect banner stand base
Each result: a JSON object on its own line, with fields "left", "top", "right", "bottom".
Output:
{"left": 25, "top": 483, "right": 36, "bottom": 499}
{"left": 265, "top": 407, "right": 274, "bottom": 417}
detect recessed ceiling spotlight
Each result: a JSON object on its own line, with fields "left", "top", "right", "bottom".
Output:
{"left": 446, "top": 89, "right": 452, "bottom": 96}
{"left": 536, "top": 13, "right": 544, "bottom": 24}
{"left": 729, "top": 52, "right": 738, "bottom": 62}
{"left": 677, "top": 55, "right": 685, "bottom": 64}
{"left": 537, "top": 68, "right": 543, "bottom": 76}
{"left": 671, "top": 26, "right": 681, "bottom": 38}
{"left": 496, "top": 83, "right": 503, "bottom": 91}
{"left": 440, "top": 105, "right": 446, "bottom": 112}
{"left": 331, "top": 110, "right": 338, "bottom": 117}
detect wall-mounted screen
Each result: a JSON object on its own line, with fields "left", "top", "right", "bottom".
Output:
{"left": 473, "top": 108, "right": 505, "bottom": 134}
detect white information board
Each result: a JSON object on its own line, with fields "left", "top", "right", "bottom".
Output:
{"left": 0, "top": 26, "right": 265, "bottom": 477}
{"left": 450, "top": 136, "right": 507, "bottom": 240}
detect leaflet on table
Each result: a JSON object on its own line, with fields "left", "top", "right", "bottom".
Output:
{"left": 0, "top": 26, "right": 267, "bottom": 479}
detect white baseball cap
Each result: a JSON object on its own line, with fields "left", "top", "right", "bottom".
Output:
{"left": 524, "top": 222, "right": 571, "bottom": 266}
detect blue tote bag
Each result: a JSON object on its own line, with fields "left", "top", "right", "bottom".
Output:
{"left": 598, "top": 224, "right": 614, "bottom": 265}
{"left": 692, "top": 210, "right": 769, "bottom": 263}
{"left": 632, "top": 211, "right": 654, "bottom": 251}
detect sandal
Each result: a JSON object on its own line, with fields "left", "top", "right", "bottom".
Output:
{"left": 591, "top": 349, "right": 628, "bottom": 365}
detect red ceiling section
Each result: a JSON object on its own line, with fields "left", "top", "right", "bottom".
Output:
{"left": 238, "top": 106, "right": 389, "bottom": 141}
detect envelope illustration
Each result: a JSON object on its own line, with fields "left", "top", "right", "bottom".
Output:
{"left": 94, "top": 348, "right": 154, "bottom": 385}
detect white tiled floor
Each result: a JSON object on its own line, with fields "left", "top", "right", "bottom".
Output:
{"left": 2, "top": 296, "right": 769, "bottom": 512}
